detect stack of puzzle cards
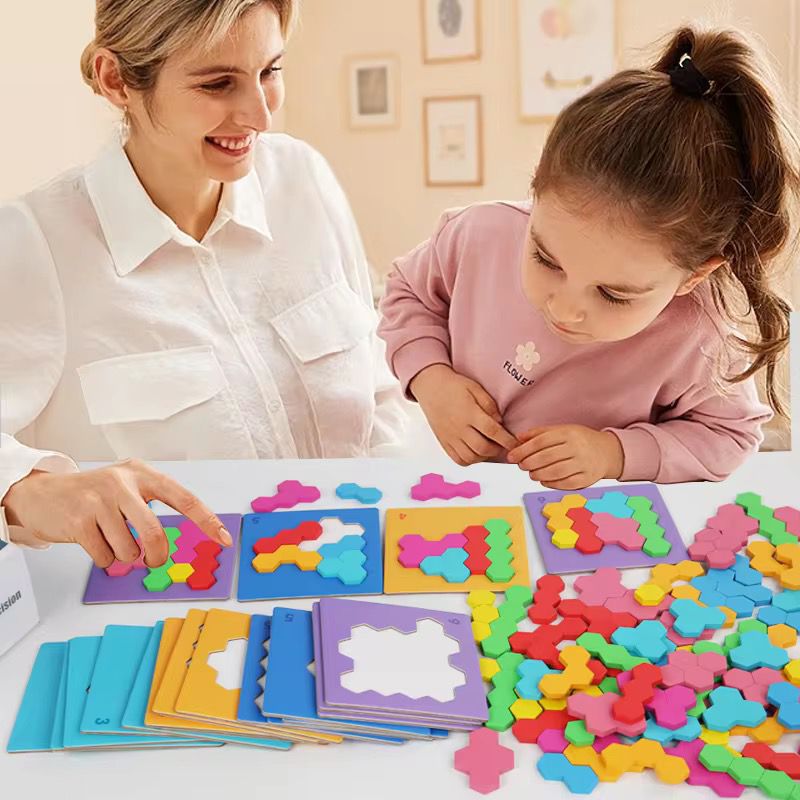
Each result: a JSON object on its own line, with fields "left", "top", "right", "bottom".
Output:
{"left": 237, "top": 508, "right": 383, "bottom": 601}
{"left": 82, "top": 514, "right": 242, "bottom": 603}
{"left": 523, "top": 485, "right": 688, "bottom": 574}
{"left": 311, "top": 598, "right": 488, "bottom": 731}
{"left": 383, "top": 506, "right": 530, "bottom": 594}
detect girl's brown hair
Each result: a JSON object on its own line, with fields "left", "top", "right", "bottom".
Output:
{"left": 533, "top": 25, "right": 800, "bottom": 415}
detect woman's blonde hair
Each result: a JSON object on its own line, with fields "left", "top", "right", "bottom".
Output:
{"left": 80, "top": 0, "right": 296, "bottom": 98}
{"left": 533, "top": 26, "right": 800, "bottom": 416}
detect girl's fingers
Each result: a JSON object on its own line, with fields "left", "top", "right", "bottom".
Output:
{"left": 540, "top": 473, "right": 590, "bottom": 491}
{"left": 96, "top": 506, "right": 141, "bottom": 563}
{"left": 472, "top": 410, "right": 518, "bottom": 451}
{"left": 139, "top": 468, "right": 232, "bottom": 547}
{"left": 464, "top": 427, "right": 504, "bottom": 460}
{"left": 517, "top": 443, "right": 572, "bottom": 472}
{"left": 530, "top": 459, "right": 580, "bottom": 484}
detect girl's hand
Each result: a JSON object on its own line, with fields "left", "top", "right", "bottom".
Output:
{"left": 2, "top": 458, "right": 232, "bottom": 568}
{"left": 410, "top": 364, "right": 519, "bottom": 466}
{"left": 507, "top": 425, "right": 624, "bottom": 489}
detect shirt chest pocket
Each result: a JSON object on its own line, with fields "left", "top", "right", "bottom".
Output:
{"left": 76, "top": 345, "right": 257, "bottom": 460}
{"left": 269, "top": 281, "right": 377, "bottom": 456}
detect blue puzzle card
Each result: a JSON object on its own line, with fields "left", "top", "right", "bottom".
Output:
{"left": 237, "top": 613, "right": 272, "bottom": 727}
{"left": 237, "top": 508, "right": 383, "bottom": 601}
{"left": 7, "top": 642, "right": 66, "bottom": 753}
{"left": 262, "top": 607, "right": 444, "bottom": 742}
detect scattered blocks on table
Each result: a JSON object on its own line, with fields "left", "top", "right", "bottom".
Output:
{"left": 665, "top": 740, "right": 745, "bottom": 798}
{"left": 647, "top": 684, "right": 696, "bottom": 729}
{"left": 729, "top": 631, "right": 790, "bottom": 670}
{"left": 250, "top": 480, "right": 321, "bottom": 513}
{"left": 613, "top": 663, "right": 662, "bottom": 726}
{"left": 669, "top": 598, "right": 726, "bottom": 638}
{"left": 410, "top": 472, "right": 480, "bottom": 501}
{"left": 515, "top": 660, "right": 557, "bottom": 701}
{"left": 539, "top": 646, "right": 594, "bottom": 699}
{"left": 335, "top": 482, "right": 382, "bottom": 504}
{"left": 659, "top": 650, "right": 729, "bottom": 692}
{"left": 568, "top": 691, "right": 645, "bottom": 737}
{"left": 529, "top": 575, "right": 564, "bottom": 624}
{"left": 454, "top": 727, "right": 515, "bottom": 794}
{"left": 612, "top": 621, "right": 675, "bottom": 663}
{"left": 723, "top": 667, "right": 783, "bottom": 705}
{"left": 600, "top": 740, "right": 690, "bottom": 784}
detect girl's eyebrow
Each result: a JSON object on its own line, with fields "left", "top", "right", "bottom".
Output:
{"left": 187, "top": 50, "right": 285, "bottom": 77}
{"left": 531, "top": 228, "right": 655, "bottom": 295}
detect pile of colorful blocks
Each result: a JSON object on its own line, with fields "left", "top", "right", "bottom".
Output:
{"left": 467, "top": 492, "right": 800, "bottom": 797}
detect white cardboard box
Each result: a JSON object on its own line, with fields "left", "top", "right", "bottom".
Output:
{"left": 0, "top": 543, "right": 39, "bottom": 658}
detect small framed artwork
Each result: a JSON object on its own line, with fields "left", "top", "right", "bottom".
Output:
{"left": 347, "top": 55, "right": 399, "bottom": 129}
{"left": 517, "top": 0, "right": 618, "bottom": 122}
{"left": 423, "top": 95, "right": 483, "bottom": 187}
{"left": 421, "top": 0, "right": 481, "bottom": 63}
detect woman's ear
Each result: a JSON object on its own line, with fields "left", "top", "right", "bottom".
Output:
{"left": 93, "top": 48, "right": 131, "bottom": 111}
{"left": 675, "top": 255, "right": 726, "bottom": 296}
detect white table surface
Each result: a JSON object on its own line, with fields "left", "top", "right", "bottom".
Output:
{"left": 2, "top": 450, "right": 799, "bottom": 800}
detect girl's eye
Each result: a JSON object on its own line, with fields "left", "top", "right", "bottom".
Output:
{"left": 532, "top": 250, "right": 561, "bottom": 271}
{"left": 598, "top": 288, "right": 632, "bottom": 306}
{"left": 200, "top": 79, "right": 231, "bottom": 92}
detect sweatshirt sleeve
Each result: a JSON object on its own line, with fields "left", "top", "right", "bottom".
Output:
{"left": 0, "top": 201, "right": 78, "bottom": 545}
{"left": 604, "top": 332, "right": 773, "bottom": 483}
{"left": 378, "top": 210, "right": 463, "bottom": 399}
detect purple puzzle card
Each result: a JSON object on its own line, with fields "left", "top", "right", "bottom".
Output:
{"left": 315, "top": 598, "right": 487, "bottom": 726}
{"left": 82, "top": 514, "right": 241, "bottom": 604}
{"left": 524, "top": 484, "right": 688, "bottom": 574}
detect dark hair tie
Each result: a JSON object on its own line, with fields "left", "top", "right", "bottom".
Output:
{"left": 668, "top": 53, "right": 714, "bottom": 98}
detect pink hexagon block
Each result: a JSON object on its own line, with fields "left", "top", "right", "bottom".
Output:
{"left": 538, "top": 729, "right": 569, "bottom": 753}
{"left": 659, "top": 650, "right": 727, "bottom": 692}
{"left": 592, "top": 513, "right": 645, "bottom": 551}
{"left": 250, "top": 480, "right": 321, "bottom": 513}
{"left": 454, "top": 727, "right": 515, "bottom": 794}
{"left": 397, "top": 533, "right": 468, "bottom": 568}
{"left": 567, "top": 691, "right": 646, "bottom": 738}
{"left": 647, "top": 685, "right": 696, "bottom": 729}
{"left": 723, "top": 667, "right": 783, "bottom": 705}
{"left": 411, "top": 473, "right": 481, "bottom": 501}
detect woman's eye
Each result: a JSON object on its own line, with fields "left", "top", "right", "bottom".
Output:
{"left": 262, "top": 66, "right": 283, "bottom": 81}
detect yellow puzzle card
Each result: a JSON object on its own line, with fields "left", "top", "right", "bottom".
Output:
{"left": 383, "top": 506, "right": 530, "bottom": 594}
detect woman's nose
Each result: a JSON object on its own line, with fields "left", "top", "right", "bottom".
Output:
{"left": 236, "top": 86, "right": 272, "bottom": 132}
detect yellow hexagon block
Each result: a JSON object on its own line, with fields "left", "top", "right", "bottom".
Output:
{"left": 510, "top": 698, "right": 543, "bottom": 720}
{"left": 746, "top": 717, "right": 786, "bottom": 744}
{"left": 472, "top": 605, "right": 500, "bottom": 624}
{"left": 540, "top": 697, "right": 567, "bottom": 711}
{"left": 700, "top": 728, "right": 729, "bottom": 745}
{"left": 472, "top": 621, "right": 492, "bottom": 643}
{"left": 252, "top": 545, "right": 321, "bottom": 574}
{"left": 467, "top": 589, "right": 496, "bottom": 609}
{"left": 671, "top": 584, "right": 702, "bottom": 602}
{"left": 560, "top": 494, "right": 587, "bottom": 510}
{"left": 167, "top": 563, "right": 194, "bottom": 583}
{"left": 581, "top": 686, "right": 603, "bottom": 697}
{"left": 479, "top": 658, "right": 500, "bottom": 682}
{"left": 768, "top": 624, "right": 797, "bottom": 649}
{"left": 547, "top": 515, "right": 575, "bottom": 534}
{"left": 784, "top": 659, "right": 800, "bottom": 685}
{"left": 552, "top": 529, "right": 579, "bottom": 549}
{"left": 634, "top": 583, "right": 666, "bottom": 606}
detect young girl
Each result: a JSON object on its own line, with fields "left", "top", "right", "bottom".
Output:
{"left": 379, "top": 26, "right": 799, "bottom": 489}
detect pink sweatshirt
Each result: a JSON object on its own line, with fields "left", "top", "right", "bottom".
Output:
{"left": 378, "top": 201, "right": 773, "bottom": 483}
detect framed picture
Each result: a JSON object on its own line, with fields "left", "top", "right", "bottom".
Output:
{"left": 423, "top": 96, "right": 483, "bottom": 187}
{"left": 347, "top": 55, "right": 399, "bottom": 129}
{"left": 517, "top": 0, "right": 618, "bottom": 122}
{"left": 421, "top": 0, "right": 481, "bottom": 63}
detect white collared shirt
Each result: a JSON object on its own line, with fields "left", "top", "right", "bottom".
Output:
{"left": 0, "top": 133, "right": 408, "bottom": 514}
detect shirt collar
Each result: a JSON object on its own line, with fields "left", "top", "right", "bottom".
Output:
{"left": 85, "top": 138, "right": 271, "bottom": 277}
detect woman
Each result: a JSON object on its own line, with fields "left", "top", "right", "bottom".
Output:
{"left": 0, "top": 0, "right": 406, "bottom": 567}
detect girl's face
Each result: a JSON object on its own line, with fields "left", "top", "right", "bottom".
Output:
{"left": 522, "top": 191, "right": 703, "bottom": 344}
{"left": 127, "top": 2, "right": 285, "bottom": 183}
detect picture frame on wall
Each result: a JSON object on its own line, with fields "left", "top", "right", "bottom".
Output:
{"left": 423, "top": 95, "right": 483, "bottom": 187}
{"left": 347, "top": 55, "right": 400, "bottom": 129}
{"left": 517, "top": 0, "right": 618, "bottom": 122}
{"left": 421, "top": 0, "right": 481, "bottom": 64}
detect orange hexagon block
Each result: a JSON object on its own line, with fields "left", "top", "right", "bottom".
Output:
{"left": 252, "top": 545, "right": 322, "bottom": 574}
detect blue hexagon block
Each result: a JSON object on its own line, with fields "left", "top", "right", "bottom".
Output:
{"left": 703, "top": 687, "right": 767, "bottom": 732}
{"left": 611, "top": 621, "right": 675, "bottom": 663}
{"left": 420, "top": 547, "right": 470, "bottom": 583}
{"left": 316, "top": 549, "right": 367, "bottom": 586}
{"left": 585, "top": 491, "right": 634, "bottom": 519}
{"left": 757, "top": 605, "right": 787, "bottom": 627}
{"left": 787, "top": 611, "right": 800, "bottom": 632}
{"left": 644, "top": 716, "right": 702, "bottom": 745}
{"left": 766, "top": 682, "right": 800, "bottom": 729}
{"left": 335, "top": 482, "right": 383, "bottom": 505}
{"left": 670, "top": 598, "right": 726, "bottom": 639}
{"left": 516, "top": 659, "right": 557, "bottom": 700}
{"left": 537, "top": 753, "right": 599, "bottom": 795}
{"left": 773, "top": 590, "right": 800, "bottom": 613}
{"left": 317, "top": 534, "right": 367, "bottom": 559}
{"left": 729, "top": 630, "right": 790, "bottom": 670}
{"left": 732, "top": 554, "right": 763, "bottom": 586}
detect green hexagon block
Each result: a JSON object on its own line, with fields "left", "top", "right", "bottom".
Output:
{"left": 481, "top": 633, "right": 511, "bottom": 659}
{"left": 698, "top": 744, "right": 736, "bottom": 773}
{"left": 738, "top": 619, "right": 768, "bottom": 635}
{"left": 505, "top": 586, "right": 533, "bottom": 607}
{"left": 643, "top": 538, "right": 672, "bottom": 558}
{"left": 727, "top": 757, "right": 765, "bottom": 787}
{"left": 692, "top": 641, "right": 725, "bottom": 656}
{"left": 143, "top": 564, "right": 174, "bottom": 592}
{"left": 723, "top": 633, "right": 740, "bottom": 653}
{"left": 758, "top": 769, "right": 797, "bottom": 800}
{"left": 599, "top": 677, "right": 620, "bottom": 695}
{"left": 565, "top": 720, "right": 595, "bottom": 747}
{"left": 486, "top": 563, "right": 516, "bottom": 583}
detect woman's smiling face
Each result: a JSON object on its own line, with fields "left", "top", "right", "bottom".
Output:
{"left": 125, "top": 2, "right": 285, "bottom": 183}
{"left": 522, "top": 190, "right": 702, "bottom": 344}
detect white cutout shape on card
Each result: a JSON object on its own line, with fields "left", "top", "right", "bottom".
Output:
{"left": 207, "top": 638, "right": 249, "bottom": 691}
{"left": 297, "top": 517, "right": 365, "bottom": 551}
{"left": 338, "top": 618, "right": 466, "bottom": 701}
